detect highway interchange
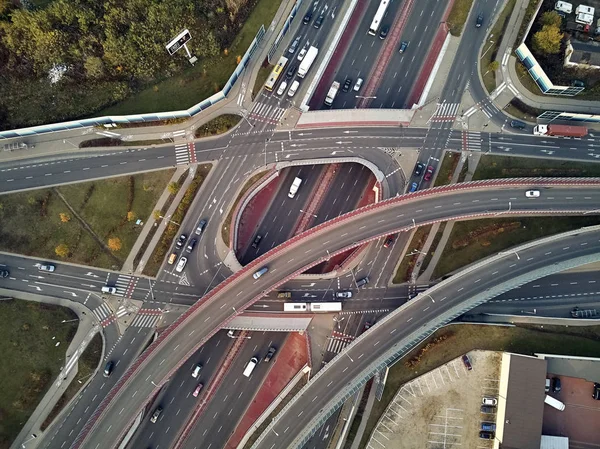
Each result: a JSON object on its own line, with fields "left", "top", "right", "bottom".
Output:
{"left": 1, "top": 0, "right": 600, "bottom": 448}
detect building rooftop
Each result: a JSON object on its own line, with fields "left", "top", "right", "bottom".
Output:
{"left": 569, "top": 40, "right": 600, "bottom": 67}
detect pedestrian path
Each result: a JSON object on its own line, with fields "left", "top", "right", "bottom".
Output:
{"left": 92, "top": 303, "right": 116, "bottom": 328}
{"left": 249, "top": 101, "right": 286, "bottom": 125}
{"left": 114, "top": 274, "right": 137, "bottom": 298}
{"left": 326, "top": 330, "right": 355, "bottom": 354}
{"left": 175, "top": 142, "right": 196, "bottom": 165}
{"left": 130, "top": 308, "right": 162, "bottom": 328}
{"left": 461, "top": 131, "right": 482, "bottom": 152}
{"left": 430, "top": 102, "right": 460, "bottom": 123}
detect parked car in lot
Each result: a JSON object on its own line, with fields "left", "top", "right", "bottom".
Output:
{"left": 480, "top": 405, "right": 495, "bottom": 413}
{"left": 462, "top": 354, "right": 473, "bottom": 371}
{"left": 482, "top": 397, "right": 498, "bottom": 406}
{"left": 481, "top": 422, "right": 496, "bottom": 431}
{"left": 252, "top": 234, "right": 262, "bottom": 248}
{"left": 277, "top": 80, "right": 288, "bottom": 96}
{"left": 479, "top": 431, "right": 494, "bottom": 439}
{"left": 409, "top": 182, "right": 418, "bottom": 192}
{"left": 399, "top": 41, "right": 409, "bottom": 53}
{"left": 264, "top": 346, "right": 277, "bottom": 362}
{"left": 552, "top": 377, "right": 561, "bottom": 393}
{"left": 342, "top": 78, "right": 352, "bottom": 92}
{"left": 195, "top": 219, "right": 207, "bottom": 236}
{"left": 175, "top": 256, "right": 187, "bottom": 273}
{"left": 593, "top": 382, "right": 600, "bottom": 400}
{"left": 175, "top": 233, "right": 187, "bottom": 248}
{"left": 336, "top": 291, "right": 352, "bottom": 298}
{"left": 253, "top": 267, "right": 268, "bottom": 279}
{"left": 424, "top": 165, "right": 435, "bottom": 181}
{"left": 413, "top": 161, "right": 424, "bottom": 176}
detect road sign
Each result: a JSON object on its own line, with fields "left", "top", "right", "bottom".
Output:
{"left": 166, "top": 29, "right": 192, "bottom": 56}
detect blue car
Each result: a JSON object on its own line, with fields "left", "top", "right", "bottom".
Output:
{"left": 409, "top": 182, "right": 418, "bottom": 192}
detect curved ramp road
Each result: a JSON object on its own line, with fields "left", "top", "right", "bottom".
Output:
{"left": 71, "top": 179, "right": 600, "bottom": 449}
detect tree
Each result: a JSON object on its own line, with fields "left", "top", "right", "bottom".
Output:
{"left": 55, "top": 243, "right": 69, "bottom": 258}
{"left": 59, "top": 212, "right": 71, "bottom": 222}
{"left": 153, "top": 210, "right": 161, "bottom": 220}
{"left": 540, "top": 11, "right": 562, "bottom": 28}
{"left": 107, "top": 237, "right": 122, "bottom": 251}
{"left": 532, "top": 24, "right": 562, "bottom": 55}
{"left": 127, "top": 211, "right": 136, "bottom": 222}
{"left": 488, "top": 60, "right": 499, "bottom": 71}
{"left": 167, "top": 181, "right": 180, "bottom": 194}
{"left": 84, "top": 56, "right": 105, "bottom": 79}
{"left": 28, "top": 196, "right": 36, "bottom": 205}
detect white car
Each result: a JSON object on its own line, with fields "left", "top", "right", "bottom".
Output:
{"left": 175, "top": 256, "right": 187, "bottom": 273}
{"left": 287, "top": 80, "right": 300, "bottom": 98}
{"left": 38, "top": 264, "right": 55, "bottom": 272}
{"left": 525, "top": 190, "right": 540, "bottom": 198}
{"left": 297, "top": 48, "right": 307, "bottom": 61}
{"left": 253, "top": 267, "right": 268, "bottom": 279}
{"left": 336, "top": 291, "right": 352, "bottom": 298}
{"left": 353, "top": 78, "right": 363, "bottom": 92}
{"left": 276, "top": 81, "right": 288, "bottom": 96}
{"left": 482, "top": 397, "right": 498, "bottom": 406}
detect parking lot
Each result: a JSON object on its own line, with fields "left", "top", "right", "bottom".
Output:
{"left": 543, "top": 375, "right": 600, "bottom": 445}
{"left": 367, "top": 351, "right": 501, "bottom": 449}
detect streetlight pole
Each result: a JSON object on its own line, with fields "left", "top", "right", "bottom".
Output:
{"left": 61, "top": 318, "right": 79, "bottom": 323}
{"left": 299, "top": 209, "right": 317, "bottom": 218}
{"left": 77, "top": 372, "right": 94, "bottom": 384}
{"left": 158, "top": 215, "right": 180, "bottom": 226}
{"left": 21, "top": 434, "right": 37, "bottom": 448}
{"left": 355, "top": 95, "right": 377, "bottom": 100}
{"left": 63, "top": 139, "right": 78, "bottom": 148}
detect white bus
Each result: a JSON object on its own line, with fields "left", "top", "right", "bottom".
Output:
{"left": 310, "top": 302, "right": 342, "bottom": 312}
{"left": 284, "top": 303, "right": 308, "bottom": 312}
{"left": 264, "top": 56, "right": 289, "bottom": 91}
{"left": 368, "top": 0, "right": 390, "bottom": 36}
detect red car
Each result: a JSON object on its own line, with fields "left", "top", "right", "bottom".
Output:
{"left": 383, "top": 235, "right": 395, "bottom": 248}
{"left": 424, "top": 166, "right": 434, "bottom": 181}
{"left": 462, "top": 354, "right": 473, "bottom": 371}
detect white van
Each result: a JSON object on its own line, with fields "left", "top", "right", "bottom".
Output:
{"left": 243, "top": 357, "right": 259, "bottom": 377}
{"left": 101, "top": 286, "right": 117, "bottom": 294}
{"left": 287, "top": 80, "right": 300, "bottom": 97}
{"left": 288, "top": 177, "right": 302, "bottom": 198}
{"left": 555, "top": 1, "right": 572, "bottom": 14}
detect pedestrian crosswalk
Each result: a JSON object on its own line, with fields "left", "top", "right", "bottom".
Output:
{"left": 130, "top": 308, "right": 162, "bottom": 328}
{"left": 175, "top": 142, "right": 196, "bottom": 165}
{"left": 92, "top": 303, "right": 116, "bottom": 328}
{"left": 114, "top": 274, "right": 137, "bottom": 298}
{"left": 249, "top": 101, "right": 286, "bottom": 125}
{"left": 326, "top": 331, "right": 355, "bottom": 354}
{"left": 430, "top": 102, "right": 460, "bottom": 123}
{"left": 461, "top": 131, "right": 482, "bottom": 152}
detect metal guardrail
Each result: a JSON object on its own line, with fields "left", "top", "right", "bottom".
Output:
{"left": 0, "top": 26, "right": 265, "bottom": 140}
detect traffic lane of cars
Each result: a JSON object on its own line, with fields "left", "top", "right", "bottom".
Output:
{"left": 135, "top": 330, "right": 233, "bottom": 448}
{"left": 178, "top": 331, "right": 287, "bottom": 449}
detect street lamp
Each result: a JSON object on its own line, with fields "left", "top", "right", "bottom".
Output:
{"left": 62, "top": 318, "right": 79, "bottom": 323}
{"left": 77, "top": 372, "right": 94, "bottom": 384}
{"left": 299, "top": 209, "right": 317, "bottom": 218}
{"left": 21, "top": 434, "right": 37, "bottom": 448}
{"left": 406, "top": 249, "right": 426, "bottom": 257}
{"left": 158, "top": 214, "right": 180, "bottom": 226}
{"left": 355, "top": 95, "right": 377, "bottom": 99}
{"left": 63, "top": 139, "right": 78, "bottom": 148}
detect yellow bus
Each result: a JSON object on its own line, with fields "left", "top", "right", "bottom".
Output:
{"left": 264, "top": 56, "right": 289, "bottom": 91}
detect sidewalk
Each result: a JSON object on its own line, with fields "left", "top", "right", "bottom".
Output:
{"left": 134, "top": 166, "right": 196, "bottom": 274}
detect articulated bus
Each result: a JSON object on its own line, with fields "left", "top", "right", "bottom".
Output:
{"left": 283, "top": 302, "right": 343, "bottom": 312}
{"left": 368, "top": 0, "right": 390, "bottom": 35}
{"left": 264, "top": 56, "right": 289, "bottom": 91}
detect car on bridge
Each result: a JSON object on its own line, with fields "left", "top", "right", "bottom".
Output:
{"left": 192, "top": 383, "right": 204, "bottom": 397}
{"left": 424, "top": 165, "right": 434, "bottom": 181}
{"left": 525, "top": 190, "right": 540, "bottom": 198}
{"left": 150, "top": 406, "right": 163, "bottom": 423}
{"left": 409, "top": 182, "right": 418, "bottom": 193}
{"left": 253, "top": 267, "right": 268, "bottom": 279}
{"left": 264, "top": 346, "right": 277, "bottom": 362}
{"left": 399, "top": 41, "right": 408, "bottom": 53}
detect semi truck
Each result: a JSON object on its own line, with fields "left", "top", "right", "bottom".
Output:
{"left": 324, "top": 81, "right": 340, "bottom": 106}
{"left": 298, "top": 46, "right": 318, "bottom": 78}
{"left": 544, "top": 395, "right": 565, "bottom": 411}
{"left": 533, "top": 124, "right": 588, "bottom": 137}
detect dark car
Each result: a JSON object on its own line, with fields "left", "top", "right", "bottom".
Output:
{"left": 0, "top": 270, "right": 9, "bottom": 278}
{"left": 286, "top": 64, "right": 297, "bottom": 79}
{"left": 264, "top": 346, "right": 277, "bottom": 362}
{"left": 479, "top": 431, "right": 494, "bottom": 439}
{"left": 552, "top": 377, "right": 561, "bottom": 393}
{"left": 150, "top": 407, "right": 163, "bottom": 423}
{"left": 252, "top": 234, "right": 262, "bottom": 249}
{"left": 593, "top": 383, "right": 600, "bottom": 400}
{"left": 424, "top": 165, "right": 435, "bottom": 181}
{"left": 572, "top": 79, "right": 585, "bottom": 88}
{"left": 462, "top": 354, "right": 473, "bottom": 371}
{"left": 413, "top": 162, "right": 425, "bottom": 176}
{"left": 103, "top": 361, "right": 114, "bottom": 377}
{"left": 356, "top": 277, "right": 369, "bottom": 287}
{"left": 476, "top": 13, "right": 484, "bottom": 27}
{"left": 510, "top": 120, "right": 526, "bottom": 129}
{"left": 481, "top": 422, "right": 496, "bottom": 431}
{"left": 399, "top": 41, "right": 409, "bottom": 53}
{"left": 342, "top": 78, "right": 352, "bottom": 92}
{"left": 186, "top": 238, "right": 197, "bottom": 254}
{"left": 383, "top": 235, "right": 395, "bottom": 248}
{"left": 175, "top": 233, "right": 187, "bottom": 249}
{"left": 195, "top": 219, "right": 207, "bottom": 236}
{"left": 314, "top": 13, "right": 324, "bottom": 28}
{"left": 409, "top": 182, "right": 418, "bottom": 193}
{"left": 303, "top": 10, "right": 313, "bottom": 24}
{"left": 363, "top": 321, "right": 372, "bottom": 331}
{"left": 379, "top": 25, "right": 389, "bottom": 39}
{"left": 481, "top": 405, "right": 495, "bottom": 413}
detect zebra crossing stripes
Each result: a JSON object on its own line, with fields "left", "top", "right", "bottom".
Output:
{"left": 326, "top": 331, "right": 355, "bottom": 354}
{"left": 92, "top": 303, "right": 116, "bottom": 328}
{"left": 114, "top": 275, "right": 136, "bottom": 298}
{"left": 249, "top": 102, "right": 286, "bottom": 125}
{"left": 115, "top": 306, "right": 129, "bottom": 318}
{"left": 130, "top": 309, "right": 162, "bottom": 328}
{"left": 430, "top": 102, "right": 460, "bottom": 123}
{"left": 339, "top": 308, "right": 391, "bottom": 315}
{"left": 461, "top": 131, "right": 482, "bottom": 152}
{"left": 174, "top": 143, "right": 196, "bottom": 165}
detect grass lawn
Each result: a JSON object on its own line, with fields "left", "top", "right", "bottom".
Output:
{"left": 446, "top": 0, "right": 475, "bottom": 36}
{"left": 480, "top": 0, "right": 516, "bottom": 93}
{"left": 0, "top": 299, "right": 78, "bottom": 448}
{"left": 503, "top": 98, "right": 544, "bottom": 122}
{"left": 392, "top": 225, "right": 432, "bottom": 284}
{"left": 40, "top": 333, "right": 102, "bottom": 431}
{"left": 143, "top": 164, "right": 212, "bottom": 277}
{"left": 357, "top": 323, "right": 600, "bottom": 449}
{"left": 252, "top": 65, "right": 273, "bottom": 100}
{"left": 195, "top": 114, "right": 242, "bottom": 138}
{"left": 98, "top": 0, "right": 283, "bottom": 117}
{"left": 434, "top": 152, "right": 460, "bottom": 187}
{"left": 0, "top": 170, "right": 174, "bottom": 270}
